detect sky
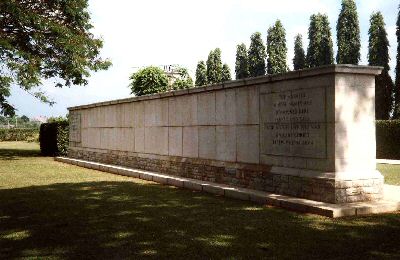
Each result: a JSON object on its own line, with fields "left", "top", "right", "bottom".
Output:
{"left": 8, "top": 0, "right": 400, "bottom": 118}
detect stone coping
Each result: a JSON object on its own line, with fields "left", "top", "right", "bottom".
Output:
{"left": 68, "top": 64, "right": 383, "bottom": 111}
{"left": 55, "top": 156, "right": 399, "bottom": 218}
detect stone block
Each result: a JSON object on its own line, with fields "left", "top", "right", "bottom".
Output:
{"left": 134, "top": 102, "right": 145, "bottom": 127}
{"left": 236, "top": 86, "right": 259, "bottom": 125}
{"left": 216, "top": 89, "right": 236, "bottom": 125}
{"left": 216, "top": 126, "right": 236, "bottom": 162}
{"left": 237, "top": 125, "right": 259, "bottom": 164}
{"left": 168, "top": 178, "right": 184, "bottom": 187}
{"left": 182, "top": 126, "right": 198, "bottom": 158}
{"left": 169, "top": 127, "right": 183, "bottom": 156}
{"left": 134, "top": 127, "right": 145, "bottom": 153}
{"left": 184, "top": 181, "right": 203, "bottom": 191}
{"left": 203, "top": 184, "right": 224, "bottom": 195}
{"left": 144, "top": 99, "right": 168, "bottom": 126}
{"left": 197, "top": 92, "right": 216, "bottom": 125}
{"left": 199, "top": 126, "right": 216, "bottom": 160}
{"left": 145, "top": 127, "right": 168, "bottom": 155}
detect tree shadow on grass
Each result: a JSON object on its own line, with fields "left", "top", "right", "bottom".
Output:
{"left": 0, "top": 146, "right": 40, "bottom": 160}
{"left": 0, "top": 181, "right": 399, "bottom": 259}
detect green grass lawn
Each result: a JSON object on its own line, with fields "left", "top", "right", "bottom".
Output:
{"left": 0, "top": 142, "right": 399, "bottom": 259}
{"left": 377, "top": 164, "right": 400, "bottom": 186}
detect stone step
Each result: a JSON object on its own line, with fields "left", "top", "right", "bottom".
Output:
{"left": 55, "top": 157, "right": 400, "bottom": 218}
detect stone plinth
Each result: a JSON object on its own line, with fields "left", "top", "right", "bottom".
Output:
{"left": 68, "top": 65, "right": 383, "bottom": 204}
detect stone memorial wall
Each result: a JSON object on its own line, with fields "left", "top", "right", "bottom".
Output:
{"left": 68, "top": 65, "right": 384, "bottom": 204}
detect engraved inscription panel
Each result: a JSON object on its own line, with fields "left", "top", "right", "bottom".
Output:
{"left": 69, "top": 113, "right": 81, "bottom": 142}
{"left": 261, "top": 88, "right": 326, "bottom": 158}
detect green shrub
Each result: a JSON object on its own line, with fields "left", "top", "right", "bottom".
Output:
{"left": 376, "top": 120, "right": 400, "bottom": 159}
{"left": 0, "top": 128, "right": 39, "bottom": 141}
{"left": 39, "top": 121, "right": 69, "bottom": 156}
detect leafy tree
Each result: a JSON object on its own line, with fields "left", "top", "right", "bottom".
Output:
{"left": 394, "top": 6, "right": 400, "bottom": 119}
{"left": 0, "top": 0, "right": 111, "bottom": 116}
{"left": 306, "top": 14, "right": 334, "bottom": 68}
{"left": 267, "top": 20, "right": 288, "bottom": 74}
{"left": 20, "top": 115, "right": 30, "bottom": 123}
{"left": 235, "top": 43, "right": 250, "bottom": 79}
{"left": 206, "top": 48, "right": 223, "bottom": 84}
{"left": 248, "top": 32, "right": 266, "bottom": 77}
{"left": 293, "top": 34, "right": 306, "bottom": 70}
{"left": 172, "top": 67, "right": 193, "bottom": 90}
{"left": 195, "top": 61, "right": 207, "bottom": 86}
{"left": 221, "top": 64, "right": 232, "bottom": 81}
{"left": 336, "top": 0, "right": 361, "bottom": 64}
{"left": 368, "top": 12, "right": 393, "bottom": 120}
{"left": 129, "top": 66, "right": 168, "bottom": 96}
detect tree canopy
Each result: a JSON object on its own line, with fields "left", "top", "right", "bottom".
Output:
{"left": 293, "top": 34, "right": 306, "bottom": 70}
{"left": 0, "top": 0, "right": 111, "bottom": 116}
{"left": 235, "top": 43, "right": 249, "bottom": 79}
{"left": 368, "top": 12, "right": 393, "bottom": 120}
{"left": 336, "top": 0, "right": 361, "bottom": 64}
{"left": 394, "top": 6, "right": 400, "bottom": 119}
{"left": 195, "top": 61, "right": 207, "bottom": 86}
{"left": 171, "top": 67, "right": 193, "bottom": 90}
{"left": 206, "top": 48, "right": 223, "bottom": 84}
{"left": 248, "top": 32, "right": 266, "bottom": 77}
{"left": 221, "top": 64, "right": 232, "bottom": 82}
{"left": 267, "top": 20, "right": 288, "bottom": 74}
{"left": 129, "top": 66, "right": 168, "bottom": 96}
{"left": 306, "top": 13, "right": 334, "bottom": 68}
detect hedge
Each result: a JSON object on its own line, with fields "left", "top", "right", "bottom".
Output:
{"left": 0, "top": 128, "right": 39, "bottom": 142}
{"left": 376, "top": 120, "right": 400, "bottom": 159}
{"left": 39, "top": 121, "right": 69, "bottom": 156}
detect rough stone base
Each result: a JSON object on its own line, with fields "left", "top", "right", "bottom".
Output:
{"left": 68, "top": 148, "right": 383, "bottom": 204}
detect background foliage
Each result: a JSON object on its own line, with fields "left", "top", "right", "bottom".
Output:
{"left": 129, "top": 66, "right": 168, "bottom": 96}
{"left": 0, "top": 128, "right": 38, "bottom": 142}
{"left": 376, "top": 120, "right": 400, "bottom": 159}
{"left": 0, "top": 0, "right": 111, "bottom": 116}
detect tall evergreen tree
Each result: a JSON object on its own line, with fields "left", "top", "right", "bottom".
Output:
{"left": 248, "top": 32, "right": 266, "bottom": 77}
{"left": 306, "top": 13, "right": 334, "bottom": 68}
{"left": 206, "top": 48, "right": 223, "bottom": 84}
{"left": 368, "top": 12, "right": 394, "bottom": 120}
{"left": 195, "top": 61, "right": 207, "bottom": 86}
{"left": 221, "top": 64, "right": 232, "bottom": 81}
{"left": 267, "top": 20, "right": 288, "bottom": 74}
{"left": 235, "top": 43, "right": 250, "bottom": 79}
{"left": 293, "top": 34, "right": 306, "bottom": 70}
{"left": 336, "top": 0, "right": 361, "bottom": 64}
{"left": 394, "top": 6, "right": 400, "bottom": 119}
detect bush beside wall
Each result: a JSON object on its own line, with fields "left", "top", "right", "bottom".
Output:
{"left": 39, "top": 121, "right": 69, "bottom": 156}
{"left": 376, "top": 120, "right": 400, "bottom": 159}
{"left": 0, "top": 128, "right": 39, "bottom": 142}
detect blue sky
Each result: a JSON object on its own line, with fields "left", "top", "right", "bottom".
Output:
{"left": 9, "top": 0, "right": 399, "bottom": 118}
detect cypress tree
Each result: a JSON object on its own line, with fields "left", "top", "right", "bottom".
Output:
{"left": 306, "top": 13, "right": 334, "bottom": 68}
{"left": 221, "top": 64, "right": 232, "bottom": 82}
{"left": 195, "top": 61, "right": 207, "bottom": 86}
{"left": 235, "top": 43, "right": 250, "bottom": 79}
{"left": 293, "top": 34, "right": 306, "bottom": 70}
{"left": 248, "top": 32, "right": 266, "bottom": 77}
{"left": 368, "top": 12, "right": 393, "bottom": 120}
{"left": 206, "top": 48, "right": 223, "bottom": 84}
{"left": 336, "top": 0, "right": 361, "bottom": 64}
{"left": 267, "top": 20, "right": 288, "bottom": 74}
{"left": 394, "top": 6, "right": 400, "bottom": 119}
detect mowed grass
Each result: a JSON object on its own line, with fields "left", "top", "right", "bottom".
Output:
{"left": 377, "top": 164, "right": 400, "bottom": 186}
{"left": 0, "top": 142, "right": 399, "bottom": 259}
